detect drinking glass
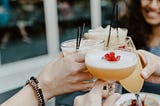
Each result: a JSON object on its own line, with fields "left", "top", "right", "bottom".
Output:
{"left": 85, "top": 37, "right": 143, "bottom": 99}
{"left": 109, "top": 37, "right": 144, "bottom": 106}
{"left": 61, "top": 38, "right": 104, "bottom": 83}
{"left": 61, "top": 38, "right": 104, "bottom": 56}
{"left": 119, "top": 38, "right": 144, "bottom": 106}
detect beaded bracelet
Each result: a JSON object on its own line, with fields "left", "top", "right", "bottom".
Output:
{"left": 26, "top": 76, "right": 45, "bottom": 106}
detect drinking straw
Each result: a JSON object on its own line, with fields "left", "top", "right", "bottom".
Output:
{"left": 106, "top": 0, "right": 117, "bottom": 48}
{"left": 116, "top": 4, "right": 119, "bottom": 38}
{"left": 76, "top": 23, "right": 85, "bottom": 50}
{"left": 79, "top": 23, "right": 85, "bottom": 48}
{"left": 76, "top": 27, "right": 81, "bottom": 50}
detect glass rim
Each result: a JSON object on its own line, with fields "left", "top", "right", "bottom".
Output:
{"left": 108, "top": 36, "right": 132, "bottom": 46}
{"left": 61, "top": 38, "right": 104, "bottom": 48}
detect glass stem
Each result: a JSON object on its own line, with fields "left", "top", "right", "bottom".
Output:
{"left": 107, "top": 81, "right": 115, "bottom": 95}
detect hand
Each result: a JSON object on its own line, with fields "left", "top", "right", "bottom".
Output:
{"left": 74, "top": 80, "right": 121, "bottom": 106}
{"left": 37, "top": 52, "right": 94, "bottom": 101}
{"left": 138, "top": 50, "right": 160, "bottom": 84}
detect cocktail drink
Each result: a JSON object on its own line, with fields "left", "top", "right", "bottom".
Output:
{"left": 61, "top": 39, "right": 104, "bottom": 56}
{"left": 85, "top": 36, "right": 144, "bottom": 101}
{"left": 119, "top": 59, "right": 144, "bottom": 93}
{"left": 108, "top": 37, "right": 145, "bottom": 94}
{"left": 85, "top": 50, "right": 137, "bottom": 81}
{"left": 117, "top": 37, "right": 145, "bottom": 106}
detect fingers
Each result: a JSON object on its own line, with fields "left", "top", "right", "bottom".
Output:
{"left": 138, "top": 49, "right": 160, "bottom": 64}
{"left": 71, "top": 63, "right": 87, "bottom": 73}
{"left": 70, "top": 52, "right": 86, "bottom": 62}
{"left": 74, "top": 82, "right": 95, "bottom": 91}
{"left": 141, "top": 63, "right": 158, "bottom": 79}
{"left": 90, "top": 80, "right": 105, "bottom": 94}
{"left": 74, "top": 72, "right": 93, "bottom": 82}
{"left": 103, "top": 93, "right": 121, "bottom": 106}
{"left": 75, "top": 80, "right": 104, "bottom": 91}
{"left": 51, "top": 52, "right": 63, "bottom": 63}
{"left": 138, "top": 50, "right": 148, "bottom": 64}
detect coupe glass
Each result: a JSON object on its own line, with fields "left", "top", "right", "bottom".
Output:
{"left": 86, "top": 37, "right": 137, "bottom": 89}
{"left": 86, "top": 36, "right": 144, "bottom": 106}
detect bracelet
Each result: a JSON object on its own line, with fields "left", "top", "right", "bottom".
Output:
{"left": 26, "top": 76, "right": 45, "bottom": 106}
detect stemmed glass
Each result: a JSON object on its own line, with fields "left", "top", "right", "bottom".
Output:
{"left": 119, "top": 37, "right": 144, "bottom": 106}
{"left": 85, "top": 36, "right": 143, "bottom": 106}
{"left": 111, "top": 37, "right": 144, "bottom": 106}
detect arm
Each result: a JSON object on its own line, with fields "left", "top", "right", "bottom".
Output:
{"left": 1, "top": 85, "right": 38, "bottom": 106}
{"left": 1, "top": 52, "right": 94, "bottom": 106}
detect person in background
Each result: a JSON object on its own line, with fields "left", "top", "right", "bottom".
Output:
{"left": 0, "top": 0, "right": 11, "bottom": 48}
{"left": 119, "top": 0, "right": 160, "bottom": 94}
{"left": 58, "top": 0, "right": 74, "bottom": 20}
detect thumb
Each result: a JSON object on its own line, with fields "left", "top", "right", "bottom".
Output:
{"left": 103, "top": 93, "right": 121, "bottom": 106}
{"left": 137, "top": 50, "right": 148, "bottom": 64}
{"left": 141, "top": 63, "right": 158, "bottom": 79}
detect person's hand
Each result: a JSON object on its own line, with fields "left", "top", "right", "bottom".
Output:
{"left": 74, "top": 80, "right": 121, "bottom": 106}
{"left": 37, "top": 52, "right": 94, "bottom": 102}
{"left": 138, "top": 50, "right": 160, "bottom": 83}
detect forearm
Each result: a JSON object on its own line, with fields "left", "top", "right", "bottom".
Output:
{"left": 1, "top": 85, "right": 38, "bottom": 106}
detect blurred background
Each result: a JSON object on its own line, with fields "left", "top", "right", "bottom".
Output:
{"left": 1, "top": 0, "right": 127, "bottom": 105}
{"left": 1, "top": 0, "right": 159, "bottom": 106}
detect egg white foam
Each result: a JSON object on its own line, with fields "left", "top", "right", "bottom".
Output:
{"left": 85, "top": 50, "right": 137, "bottom": 70}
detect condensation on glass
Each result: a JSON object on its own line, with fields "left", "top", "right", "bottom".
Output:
{"left": 0, "top": 0, "right": 47, "bottom": 64}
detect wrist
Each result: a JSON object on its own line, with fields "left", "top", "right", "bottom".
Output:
{"left": 37, "top": 76, "right": 56, "bottom": 102}
{"left": 26, "top": 77, "right": 45, "bottom": 106}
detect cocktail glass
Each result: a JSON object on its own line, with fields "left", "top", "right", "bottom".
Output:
{"left": 85, "top": 37, "right": 138, "bottom": 91}
{"left": 86, "top": 36, "right": 144, "bottom": 106}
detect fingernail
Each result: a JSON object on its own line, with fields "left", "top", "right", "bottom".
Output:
{"left": 141, "top": 71, "right": 148, "bottom": 79}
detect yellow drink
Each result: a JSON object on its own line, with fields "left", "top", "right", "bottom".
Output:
{"left": 85, "top": 50, "right": 137, "bottom": 81}
{"left": 86, "top": 65, "right": 136, "bottom": 81}
{"left": 119, "top": 56, "right": 144, "bottom": 93}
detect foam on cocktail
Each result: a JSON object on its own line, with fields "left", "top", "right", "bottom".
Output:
{"left": 84, "top": 25, "right": 128, "bottom": 42}
{"left": 86, "top": 50, "right": 137, "bottom": 69}
{"left": 85, "top": 50, "right": 137, "bottom": 81}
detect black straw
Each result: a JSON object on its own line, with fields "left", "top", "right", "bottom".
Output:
{"left": 76, "top": 23, "right": 85, "bottom": 50}
{"left": 79, "top": 23, "right": 85, "bottom": 48}
{"left": 116, "top": 4, "right": 118, "bottom": 38}
{"left": 106, "top": 0, "right": 117, "bottom": 47}
{"left": 76, "top": 27, "right": 80, "bottom": 49}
